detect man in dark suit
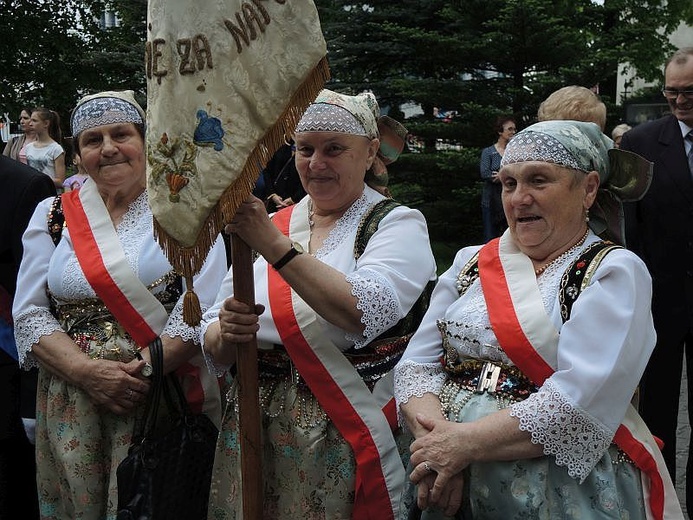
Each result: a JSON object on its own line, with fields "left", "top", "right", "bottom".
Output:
{"left": 0, "top": 155, "right": 56, "bottom": 519}
{"left": 620, "top": 46, "right": 693, "bottom": 509}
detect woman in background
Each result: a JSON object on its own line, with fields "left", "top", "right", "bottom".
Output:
{"left": 3, "top": 108, "right": 36, "bottom": 163}
{"left": 24, "top": 107, "right": 65, "bottom": 189}
{"left": 611, "top": 123, "right": 632, "bottom": 148}
{"left": 479, "top": 115, "right": 515, "bottom": 242}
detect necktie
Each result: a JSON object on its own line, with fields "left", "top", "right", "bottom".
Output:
{"left": 687, "top": 131, "right": 693, "bottom": 177}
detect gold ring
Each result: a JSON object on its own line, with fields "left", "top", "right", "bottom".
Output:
{"left": 424, "top": 461, "right": 432, "bottom": 473}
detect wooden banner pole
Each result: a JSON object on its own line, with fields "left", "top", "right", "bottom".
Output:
{"left": 230, "top": 232, "right": 263, "bottom": 519}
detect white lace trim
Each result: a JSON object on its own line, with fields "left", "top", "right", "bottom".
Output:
{"left": 509, "top": 378, "right": 613, "bottom": 482}
{"left": 311, "top": 191, "right": 370, "bottom": 259}
{"left": 13, "top": 307, "right": 63, "bottom": 368}
{"left": 394, "top": 360, "right": 447, "bottom": 426}
{"left": 59, "top": 191, "right": 151, "bottom": 299}
{"left": 201, "top": 348, "right": 231, "bottom": 378}
{"left": 440, "top": 240, "right": 588, "bottom": 364}
{"left": 162, "top": 300, "right": 209, "bottom": 345}
{"left": 345, "top": 268, "right": 400, "bottom": 348}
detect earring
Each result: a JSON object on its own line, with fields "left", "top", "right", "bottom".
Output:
{"left": 585, "top": 209, "right": 590, "bottom": 223}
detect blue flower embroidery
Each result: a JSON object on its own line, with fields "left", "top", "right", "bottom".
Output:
{"left": 194, "top": 109, "right": 224, "bottom": 151}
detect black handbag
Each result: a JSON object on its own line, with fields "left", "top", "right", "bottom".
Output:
{"left": 116, "top": 338, "right": 218, "bottom": 520}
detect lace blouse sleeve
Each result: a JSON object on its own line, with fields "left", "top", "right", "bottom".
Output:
{"left": 344, "top": 206, "right": 436, "bottom": 348}
{"left": 510, "top": 249, "right": 656, "bottom": 481}
{"left": 394, "top": 247, "right": 478, "bottom": 410}
{"left": 12, "top": 197, "right": 63, "bottom": 367}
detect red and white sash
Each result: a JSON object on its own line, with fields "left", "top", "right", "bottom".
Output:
{"left": 61, "top": 180, "right": 168, "bottom": 346}
{"left": 478, "top": 231, "right": 682, "bottom": 520}
{"left": 267, "top": 203, "right": 404, "bottom": 520}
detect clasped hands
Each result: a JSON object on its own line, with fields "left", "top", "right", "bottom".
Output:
{"left": 81, "top": 357, "right": 151, "bottom": 415}
{"left": 409, "top": 414, "right": 469, "bottom": 516}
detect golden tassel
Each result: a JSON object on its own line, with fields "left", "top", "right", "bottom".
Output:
{"left": 182, "top": 275, "right": 203, "bottom": 326}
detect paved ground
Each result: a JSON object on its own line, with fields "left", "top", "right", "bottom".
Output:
{"left": 677, "top": 364, "right": 690, "bottom": 517}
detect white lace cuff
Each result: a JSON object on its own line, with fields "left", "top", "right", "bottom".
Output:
{"left": 198, "top": 316, "right": 231, "bottom": 377}
{"left": 162, "top": 300, "right": 210, "bottom": 345}
{"left": 394, "top": 360, "right": 447, "bottom": 425}
{"left": 509, "top": 378, "right": 613, "bottom": 482}
{"left": 200, "top": 349, "right": 230, "bottom": 378}
{"left": 345, "top": 268, "right": 401, "bottom": 348}
{"left": 13, "top": 307, "right": 64, "bottom": 368}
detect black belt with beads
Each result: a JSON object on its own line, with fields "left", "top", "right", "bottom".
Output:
{"left": 258, "top": 335, "right": 410, "bottom": 390}
{"left": 442, "top": 358, "right": 539, "bottom": 401}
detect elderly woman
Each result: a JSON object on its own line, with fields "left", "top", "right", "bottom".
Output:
{"left": 202, "top": 89, "right": 437, "bottom": 519}
{"left": 395, "top": 120, "right": 682, "bottom": 519}
{"left": 12, "top": 91, "right": 227, "bottom": 520}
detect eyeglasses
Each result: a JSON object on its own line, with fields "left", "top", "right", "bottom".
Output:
{"left": 662, "top": 88, "right": 693, "bottom": 100}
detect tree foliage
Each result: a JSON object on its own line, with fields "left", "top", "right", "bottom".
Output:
{"left": 316, "top": 0, "right": 693, "bottom": 251}
{"left": 0, "top": 0, "right": 146, "bottom": 135}
{"left": 1, "top": 0, "right": 690, "bottom": 254}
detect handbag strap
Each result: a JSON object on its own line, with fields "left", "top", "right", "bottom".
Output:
{"left": 132, "top": 338, "right": 198, "bottom": 444}
{"left": 161, "top": 365, "right": 194, "bottom": 418}
{"left": 134, "top": 337, "right": 165, "bottom": 442}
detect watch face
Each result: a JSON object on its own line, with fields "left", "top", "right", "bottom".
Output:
{"left": 293, "top": 241, "right": 305, "bottom": 254}
{"left": 141, "top": 363, "right": 153, "bottom": 377}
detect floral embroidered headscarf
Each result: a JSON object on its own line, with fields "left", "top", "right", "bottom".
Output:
{"left": 295, "top": 89, "right": 379, "bottom": 138}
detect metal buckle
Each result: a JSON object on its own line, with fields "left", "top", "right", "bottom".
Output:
{"left": 290, "top": 361, "right": 301, "bottom": 386}
{"left": 475, "top": 361, "right": 501, "bottom": 394}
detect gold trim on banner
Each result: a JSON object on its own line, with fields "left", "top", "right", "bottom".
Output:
{"left": 153, "top": 57, "right": 330, "bottom": 325}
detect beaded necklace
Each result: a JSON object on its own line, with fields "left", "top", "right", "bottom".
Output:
{"left": 533, "top": 228, "right": 589, "bottom": 276}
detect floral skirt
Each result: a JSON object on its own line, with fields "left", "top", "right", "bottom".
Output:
{"left": 36, "top": 304, "right": 220, "bottom": 520}
{"left": 35, "top": 359, "right": 142, "bottom": 520}
{"left": 208, "top": 371, "right": 411, "bottom": 520}
{"left": 398, "top": 384, "right": 646, "bottom": 520}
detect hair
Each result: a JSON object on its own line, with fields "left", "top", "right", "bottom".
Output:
{"left": 611, "top": 123, "right": 632, "bottom": 141}
{"left": 32, "top": 107, "right": 63, "bottom": 143}
{"left": 493, "top": 115, "right": 516, "bottom": 134}
{"left": 537, "top": 86, "right": 607, "bottom": 131}
{"left": 665, "top": 47, "right": 693, "bottom": 68}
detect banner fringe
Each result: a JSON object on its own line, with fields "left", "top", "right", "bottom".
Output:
{"left": 153, "top": 57, "right": 330, "bottom": 325}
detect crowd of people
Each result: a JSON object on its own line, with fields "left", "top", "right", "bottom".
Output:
{"left": 1, "top": 45, "right": 692, "bottom": 520}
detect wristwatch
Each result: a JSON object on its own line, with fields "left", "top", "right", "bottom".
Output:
{"left": 135, "top": 351, "right": 153, "bottom": 378}
{"left": 272, "top": 241, "right": 304, "bottom": 270}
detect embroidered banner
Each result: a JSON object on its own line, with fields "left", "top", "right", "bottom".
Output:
{"left": 146, "top": 0, "right": 329, "bottom": 295}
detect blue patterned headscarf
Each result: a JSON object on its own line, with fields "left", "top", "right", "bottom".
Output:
{"left": 501, "top": 119, "right": 653, "bottom": 245}
{"left": 501, "top": 120, "right": 612, "bottom": 182}
{"left": 71, "top": 90, "right": 145, "bottom": 138}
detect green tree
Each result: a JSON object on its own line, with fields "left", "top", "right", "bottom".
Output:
{"left": 0, "top": 0, "right": 146, "bottom": 136}
{"left": 316, "top": 0, "right": 693, "bottom": 257}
